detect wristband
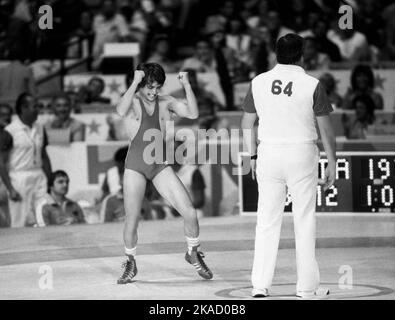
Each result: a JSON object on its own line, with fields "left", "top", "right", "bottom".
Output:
{"left": 251, "top": 154, "right": 257, "bottom": 160}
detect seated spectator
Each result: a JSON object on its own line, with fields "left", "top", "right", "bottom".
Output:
{"left": 126, "top": 0, "right": 174, "bottom": 56}
{"left": 38, "top": 171, "right": 85, "bottom": 226}
{"left": 327, "top": 28, "right": 371, "bottom": 62}
{"left": 355, "top": 0, "right": 384, "bottom": 50}
{"left": 182, "top": 37, "right": 219, "bottom": 72}
{"left": 204, "top": 0, "right": 236, "bottom": 35}
{"left": 67, "top": 11, "right": 94, "bottom": 58}
{"left": 172, "top": 69, "right": 222, "bottom": 129}
{"left": 0, "top": 49, "right": 37, "bottom": 107}
{"left": 182, "top": 37, "right": 234, "bottom": 109}
{"left": 303, "top": 37, "right": 330, "bottom": 70}
{"left": 44, "top": 94, "right": 85, "bottom": 144}
{"left": 265, "top": 11, "right": 295, "bottom": 45}
{"left": 100, "top": 146, "right": 128, "bottom": 200}
{"left": 319, "top": 73, "right": 343, "bottom": 109}
{"left": 283, "top": 0, "right": 320, "bottom": 33}
{"left": 311, "top": 19, "right": 342, "bottom": 62}
{"left": 298, "top": 11, "right": 321, "bottom": 38}
{"left": 342, "top": 94, "right": 376, "bottom": 139}
{"left": 76, "top": 77, "right": 111, "bottom": 105}
{"left": 246, "top": 0, "right": 272, "bottom": 30}
{"left": 146, "top": 34, "right": 179, "bottom": 73}
{"left": 342, "top": 64, "right": 384, "bottom": 110}
{"left": 92, "top": 0, "right": 132, "bottom": 68}
{"left": 0, "top": 103, "right": 13, "bottom": 228}
{"left": 225, "top": 16, "right": 252, "bottom": 82}
{"left": 249, "top": 26, "right": 277, "bottom": 75}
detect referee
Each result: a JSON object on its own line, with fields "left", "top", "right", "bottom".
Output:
{"left": 241, "top": 33, "right": 336, "bottom": 299}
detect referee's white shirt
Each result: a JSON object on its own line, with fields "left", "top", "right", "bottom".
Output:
{"left": 243, "top": 63, "right": 333, "bottom": 143}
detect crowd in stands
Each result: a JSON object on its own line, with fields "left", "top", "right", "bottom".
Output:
{"left": 1, "top": 0, "right": 395, "bottom": 227}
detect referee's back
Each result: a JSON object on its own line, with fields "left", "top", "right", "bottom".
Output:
{"left": 244, "top": 34, "right": 332, "bottom": 143}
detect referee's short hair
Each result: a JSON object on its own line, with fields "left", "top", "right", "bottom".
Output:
{"left": 275, "top": 33, "right": 305, "bottom": 65}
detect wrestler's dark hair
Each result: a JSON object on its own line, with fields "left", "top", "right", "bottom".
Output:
{"left": 135, "top": 62, "right": 166, "bottom": 90}
{"left": 48, "top": 170, "right": 69, "bottom": 188}
{"left": 275, "top": 33, "right": 304, "bottom": 65}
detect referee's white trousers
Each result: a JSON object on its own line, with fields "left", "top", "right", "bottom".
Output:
{"left": 252, "top": 143, "right": 320, "bottom": 294}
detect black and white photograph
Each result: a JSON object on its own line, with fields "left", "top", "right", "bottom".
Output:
{"left": 0, "top": 0, "right": 394, "bottom": 313}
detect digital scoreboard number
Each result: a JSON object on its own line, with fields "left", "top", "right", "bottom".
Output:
{"left": 353, "top": 156, "right": 395, "bottom": 212}
{"left": 239, "top": 152, "right": 395, "bottom": 214}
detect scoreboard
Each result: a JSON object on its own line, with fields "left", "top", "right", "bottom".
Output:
{"left": 239, "top": 152, "right": 395, "bottom": 214}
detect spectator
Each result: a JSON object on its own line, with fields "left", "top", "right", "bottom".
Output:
{"left": 67, "top": 11, "right": 95, "bottom": 58}
{"left": 3, "top": 0, "right": 35, "bottom": 60}
{"left": 311, "top": 19, "right": 342, "bottom": 62}
{"left": 4, "top": 93, "right": 52, "bottom": 227}
{"left": 342, "top": 94, "right": 376, "bottom": 139}
{"left": 172, "top": 69, "right": 222, "bottom": 129}
{"left": 44, "top": 94, "right": 86, "bottom": 144}
{"left": 102, "top": 184, "right": 153, "bottom": 222}
{"left": 204, "top": 0, "right": 236, "bottom": 35}
{"left": 182, "top": 37, "right": 234, "bottom": 109}
{"left": 342, "top": 64, "right": 384, "bottom": 110}
{"left": 355, "top": 0, "right": 385, "bottom": 49}
{"left": 284, "top": 0, "right": 320, "bottom": 33}
{"left": 76, "top": 77, "right": 111, "bottom": 105}
{"left": 39, "top": 170, "right": 85, "bottom": 226}
{"left": 127, "top": 0, "right": 175, "bottom": 58}
{"left": 100, "top": 147, "right": 155, "bottom": 222}
{"left": 265, "top": 11, "right": 294, "bottom": 46}
{"left": 92, "top": 0, "right": 132, "bottom": 67}
{"left": 302, "top": 37, "right": 330, "bottom": 71}
{"left": 101, "top": 146, "right": 128, "bottom": 200}
{"left": 249, "top": 26, "right": 277, "bottom": 75}
{"left": 319, "top": 73, "right": 343, "bottom": 109}
{"left": 299, "top": 11, "right": 321, "bottom": 38}
{"left": 0, "top": 49, "right": 37, "bottom": 107}
{"left": 246, "top": 0, "right": 272, "bottom": 30}
{"left": 225, "top": 16, "right": 252, "bottom": 82}
{"left": 0, "top": 103, "right": 13, "bottom": 228}
{"left": 327, "top": 27, "right": 371, "bottom": 62}
{"left": 146, "top": 34, "right": 179, "bottom": 73}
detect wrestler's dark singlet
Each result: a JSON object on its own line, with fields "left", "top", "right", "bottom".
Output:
{"left": 125, "top": 96, "right": 168, "bottom": 180}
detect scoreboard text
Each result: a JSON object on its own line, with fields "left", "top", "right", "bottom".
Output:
{"left": 240, "top": 152, "right": 395, "bottom": 213}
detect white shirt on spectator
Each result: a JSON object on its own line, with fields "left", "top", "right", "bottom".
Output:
{"left": 327, "top": 30, "right": 369, "bottom": 61}
{"left": 92, "top": 13, "right": 130, "bottom": 58}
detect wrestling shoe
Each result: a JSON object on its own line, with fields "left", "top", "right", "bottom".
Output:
{"left": 185, "top": 247, "right": 213, "bottom": 280}
{"left": 117, "top": 256, "right": 138, "bottom": 284}
{"left": 296, "top": 287, "right": 330, "bottom": 299}
{"left": 252, "top": 288, "right": 269, "bottom": 298}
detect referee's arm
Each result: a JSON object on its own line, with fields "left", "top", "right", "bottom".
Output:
{"left": 314, "top": 82, "right": 336, "bottom": 191}
{"left": 241, "top": 84, "right": 258, "bottom": 157}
